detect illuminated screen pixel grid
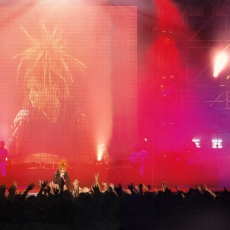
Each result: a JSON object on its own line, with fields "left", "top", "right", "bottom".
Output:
{"left": 0, "top": 6, "right": 137, "bottom": 167}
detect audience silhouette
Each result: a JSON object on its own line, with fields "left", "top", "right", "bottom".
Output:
{"left": 0, "top": 173, "right": 229, "bottom": 230}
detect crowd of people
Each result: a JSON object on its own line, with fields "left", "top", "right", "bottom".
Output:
{"left": 0, "top": 164, "right": 230, "bottom": 230}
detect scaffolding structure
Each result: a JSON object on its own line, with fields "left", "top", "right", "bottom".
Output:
{"left": 179, "top": 1, "right": 230, "bottom": 110}
{"left": 139, "top": 1, "right": 230, "bottom": 149}
{"left": 153, "top": 1, "right": 230, "bottom": 119}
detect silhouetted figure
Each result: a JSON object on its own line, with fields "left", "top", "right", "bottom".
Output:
{"left": 129, "top": 143, "right": 147, "bottom": 181}
{"left": 0, "top": 141, "right": 9, "bottom": 177}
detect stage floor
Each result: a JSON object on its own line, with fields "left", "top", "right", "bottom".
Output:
{"left": 3, "top": 159, "right": 230, "bottom": 192}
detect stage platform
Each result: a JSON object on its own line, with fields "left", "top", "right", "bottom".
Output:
{"left": 2, "top": 159, "right": 230, "bottom": 192}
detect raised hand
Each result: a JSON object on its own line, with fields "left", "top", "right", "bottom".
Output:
{"left": 92, "top": 184, "right": 100, "bottom": 194}
{"left": 21, "top": 183, "right": 35, "bottom": 200}
{"left": 44, "top": 184, "right": 51, "bottom": 196}
{"left": 7, "top": 182, "right": 17, "bottom": 200}
{"left": 128, "top": 183, "right": 135, "bottom": 194}
{"left": 72, "top": 179, "right": 80, "bottom": 197}
{"left": 142, "top": 183, "right": 150, "bottom": 192}
{"left": 202, "top": 184, "right": 216, "bottom": 198}
{"left": 115, "top": 184, "right": 123, "bottom": 197}
{"left": 38, "top": 180, "right": 43, "bottom": 187}
{"left": 72, "top": 179, "right": 79, "bottom": 188}
{"left": 38, "top": 180, "right": 48, "bottom": 196}
{"left": 109, "top": 183, "right": 115, "bottom": 190}
{"left": 102, "top": 182, "right": 108, "bottom": 190}
{"left": 138, "top": 183, "right": 143, "bottom": 195}
{"left": 93, "top": 172, "right": 101, "bottom": 192}
{"left": 134, "top": 185, "right": 139, "bottom": 194}
{"left": 162, "top": 181, "right": 167, "bottom": 192}
{"left": 27, "top": 183, "right": 35, "bottom": 191}
{"left": 95, "top": 172, "right": 99, "bottom": 185}
{"left": 195, "top": 184, "right": 203, "bottom": 193}
{"left": 201, "top": 184, "right": 208, "bottom": 192}
{"left": 7, "top": 185, "right": 16, "bottom": 195}
{"left": 41, "top": 181, "right": 48, "bottom": 189}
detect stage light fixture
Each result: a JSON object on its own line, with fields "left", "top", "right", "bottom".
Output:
{"left": 97, "top": 143, "right": 105, "bottom": 161}
{"left": 212, "top": 138, "right": 223, "bottom": 149}
{"left": 213, "top": 52, "right": 228, "bottom": 77}
{"left": 96, "top": 143, "right": 109, "bottom": 164}
{"left": 192, "top": 138, "right": 201, "bottom": 148}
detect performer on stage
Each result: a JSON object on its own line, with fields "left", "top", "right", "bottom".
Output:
{"left": 52, "top": 159, "right": 71, "bottom": 192}
{"left": 129, "top": 143, "right": 147, "bottom": 180}
{"left": 0, "top": 141, "right": 9, "bottom": 177}
{"left": 181, "top": 135, "right": 198, "bottom": 166}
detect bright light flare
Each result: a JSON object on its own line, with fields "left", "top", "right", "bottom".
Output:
{"left": 213, "top": 52, "right": 229, "bottom": 77}
{"left": 192, "top": 138, "right": 201, "bottom": 148}
{"left": 212, "top": 138, "right": 223, "bottom": 148}
{"left": 97, "top": 143, "right": 106, "bottom": 161}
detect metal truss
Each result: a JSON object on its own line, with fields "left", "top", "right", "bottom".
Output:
{"left": 163, "top": 1, "right": 230, "bottom": 113}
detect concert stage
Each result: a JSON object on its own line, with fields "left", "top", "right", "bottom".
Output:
{"left": 3, "top": 152, "right": 229, "bottom": 192}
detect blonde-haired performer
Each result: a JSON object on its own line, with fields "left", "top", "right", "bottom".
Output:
{"left": 13, "top": 23, "right": 85, "bottom": 125}
{"left": 52, "top": 159, "right": 71, "bottom": 192}
{"left": 10, "top": 24, "right": 87, "bottom": 162}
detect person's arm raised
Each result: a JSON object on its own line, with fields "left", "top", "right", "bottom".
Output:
{"left": 72, "top": 179, "right": 80, "bottom": 197}
{"left": 94, "top": 172, "right": 101, "bottom": 192}
{"left": 37, "top": 180, "right": 48, "bottom": 197}
{"left": 21, "top": 183, "right": 35, "bottom": 200}
{"left": 202, "top": 184, "right": 216, "bottom": 198}
{"left": 7, "top": 182, "right": 17, "bottom": 201}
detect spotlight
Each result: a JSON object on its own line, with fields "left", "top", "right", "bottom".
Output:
{"left": 97, "top": 143, "right": 109, "bottom": 164}
{"left": 213, "top": 52, "right": 228, "bottom": 77}
{"left": 212, "top": 138, "right": 223, "bottom": 149}
{"left": 94, "top": 158, "right": 104, "bottom": 165}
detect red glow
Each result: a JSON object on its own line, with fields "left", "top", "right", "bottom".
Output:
{"left": 155, "top": 0, "right": 186, "bottom": 32}
{"left": 0, "top": 5, "right": 137, "bottom": 187}
{"left": 0, "top": 2, "right": 229, "bottom": 191}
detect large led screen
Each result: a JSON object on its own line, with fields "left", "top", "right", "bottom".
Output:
{"left": 0, "top": 5, "right": 137, "bottom": 168}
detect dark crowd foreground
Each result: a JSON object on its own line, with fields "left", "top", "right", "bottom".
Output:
{"left": 0, "top": 174, "right": 230, "bottom": 230}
